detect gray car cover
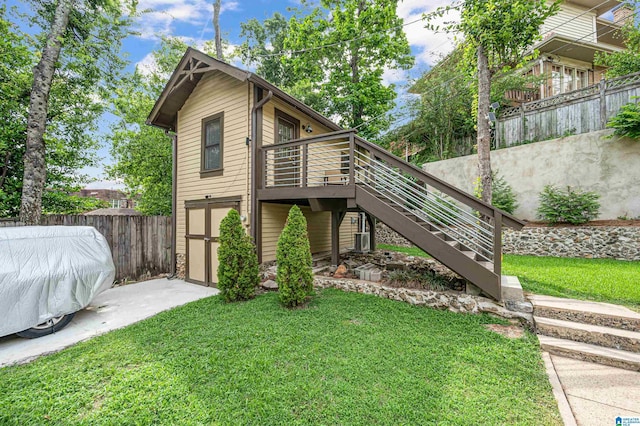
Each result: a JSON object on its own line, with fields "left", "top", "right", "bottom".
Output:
{"left": 0, "top": 226, "right": 115, "bottom": 337}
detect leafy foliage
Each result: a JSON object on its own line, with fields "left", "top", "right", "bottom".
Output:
{"left": 217, "top": 209, "right": 259, "bottom": 302}
{"left": 537, "top": 185, "right": 600, "bottom": 225}
{"left": 240, "top": 0, "right": 414, "bottom": 139}
{"left": 0, "top": 6, "right": 110, "bottom": 217}
{"left": 475, "top": 173, "right": 518, "bottom": 214}
{"left": 276, "top": 205, "right": 313, "bottom": 308}
{"left": 385, "top": 269, "right": 450, "bottom": 291}
{"left": 491, "top": 174, "right": 518, "bottom": 214}
{"left": 607, "top": 100, "right": 640, "bottom": 139}
{"left": 41, "top": 193, "right": 108, "bottom": 215}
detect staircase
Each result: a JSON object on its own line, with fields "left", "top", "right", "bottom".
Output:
{"left": 531, "top": 294, "right": 640, "bottom": 371}
{"left": 351, "top": 137, "right": 525, "bottom": 300}
{"left": 260, "top": 130, "right": 526, "bottom": 300}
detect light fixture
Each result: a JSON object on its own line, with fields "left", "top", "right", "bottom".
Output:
{"left": 302, "top": 123, "right": 313, "bottom": 133}
{"left": 490, "top": 102, "right": 500, "bottom": 110}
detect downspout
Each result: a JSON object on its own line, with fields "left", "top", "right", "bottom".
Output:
{"left": 250, "top": 87, "right": 273, "bottom": 246}
{"left": 165, "top": 129, "right": 178, "bottom": 278}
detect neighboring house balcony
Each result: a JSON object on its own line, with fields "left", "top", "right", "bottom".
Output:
{"left": 505, "top": 0, "right": 629, "bottom": 104}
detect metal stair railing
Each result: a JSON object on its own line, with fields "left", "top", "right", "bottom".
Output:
{"left": 354, "top": 150, "right": 494, "bottom": 261}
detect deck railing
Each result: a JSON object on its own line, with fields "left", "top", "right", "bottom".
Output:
{"left": 260, "top": 130, "right": 524, "bottom": 276}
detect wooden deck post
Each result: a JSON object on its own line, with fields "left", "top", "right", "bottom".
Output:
{"left": 366, "top": 214, "right": 376, "bottom": 252}
{"left": 331, "top": 210, "right": 346, "bottom": 266}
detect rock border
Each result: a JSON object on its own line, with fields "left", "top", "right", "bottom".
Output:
{"left": 314, "top": 276, "right": 534, "bottom": 328}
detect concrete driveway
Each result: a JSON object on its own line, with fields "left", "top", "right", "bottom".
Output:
{"left": 0, "top": 278, "right": 218, "bottom": 368}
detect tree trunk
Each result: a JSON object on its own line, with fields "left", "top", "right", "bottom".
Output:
{"left": 213, "top": 0, "right": 222, "bottom": 59}
{"left": 476, "top": 43, "right": 492, "bottom": 205}
{"left": 20, "top": 0, "right": 72, "bottom": 224}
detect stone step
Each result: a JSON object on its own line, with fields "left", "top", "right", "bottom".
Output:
{"left": 529, "top": 294, "right": 640, "bottom": 332}
{"left": 535, "top": 316, "right": 640, "bottom": 353}
{"left": 538, "top": 335, "right": 640, "bottom": 372}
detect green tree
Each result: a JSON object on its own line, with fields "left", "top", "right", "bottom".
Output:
{"left": 426, "top": 0, "right": 558, "bottom": 205}
{"left": 595, "top": 2, "right": 640, "bottom": 78}
{"left": 607, "top": 101, "right": 640, "bottom": 139}
{"left": 0, "top": 6, "right": 113, "bottom": 218}
{"left": 237, "top": 12, "right": 293, "bottom": 86}
{"left": 276, "top": 205, "right": 313, "bottom": 308}
{"left": 239, "top": 0, "right": 414, "bottom": 139}
{"left": 217, "top": 209, "right": 259, "bottom": 302}
{"left": 19, "top": 0, "right": 136, "bottom": 224}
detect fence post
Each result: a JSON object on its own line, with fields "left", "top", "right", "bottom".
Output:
{"left": 599, "top": 77, "right": 607, "bottom": 129}
{"left": 519, "top": 105, "right": 525, "bottom": 143}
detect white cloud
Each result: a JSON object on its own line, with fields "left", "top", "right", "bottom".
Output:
{"left": 134, "top": 0, "right": 241, "bottom": 41}
{"left": 397, "top": 0, "right": 459, "bottom": 67}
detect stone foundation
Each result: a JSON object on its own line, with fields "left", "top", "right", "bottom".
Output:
{"left": 313, "top": 276, "right": 533, "bottom": 327}
{"left": 503, "top": 226, "right": 640, "bottom": 261}
{"left": 376, "top": 223, "right": 412, "bottom": 247}
{"left": 176, "top": 253, "right": 186, "bottom": 279}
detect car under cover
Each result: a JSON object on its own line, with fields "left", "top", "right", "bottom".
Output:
{"left": 0, "top": 226, "right": 115, "bottom": 337}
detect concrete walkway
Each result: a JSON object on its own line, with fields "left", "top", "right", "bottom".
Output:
{"left": 543, "top": 352, "right": 640, "bottom": 426}
{"left": 0, "top": 278, "right": 218, "bottom": 368}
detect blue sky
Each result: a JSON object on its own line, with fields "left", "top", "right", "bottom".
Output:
{"left": 7, "top": 0, "right": 459, "bottom": 188}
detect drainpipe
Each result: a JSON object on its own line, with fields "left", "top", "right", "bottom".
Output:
{"left": 165, "top": 130, "right": 178, "bottom": 278}
{"left": 250, "top": 87, "right": 273, "bottom": 246}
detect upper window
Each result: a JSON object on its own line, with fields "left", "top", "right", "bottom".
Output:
{"left": 201, "top": 112, "right": 224, "bottom": 177}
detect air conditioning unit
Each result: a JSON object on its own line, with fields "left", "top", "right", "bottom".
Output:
{"left": 354, "top": 232, "right": 370, "bottom": 253}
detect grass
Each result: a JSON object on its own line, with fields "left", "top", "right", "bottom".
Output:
{"left": 0, "top": 290, "right": 560, "bottom": 425}
{"left": 379, "top": 244, "right": 640, "bottom": 308}
{"left": 502, "top": 255, "right": 640, "bottom": 308}
{"left": 378, "top": 243, "right": 430, "bottom": 258}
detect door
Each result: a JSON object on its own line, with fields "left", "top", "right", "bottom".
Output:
{"left": 274, "top": 109, "right": 300, "bottom": 187}
{"left": 185, "top": 198, "right": 240, "bottom": 286}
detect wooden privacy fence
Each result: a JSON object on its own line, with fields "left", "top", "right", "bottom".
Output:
{"left": 496, "top": 71, "right": 640, "bottom": 147}
{"left": 0, "top": 215, "right": 172, "bottom": 282}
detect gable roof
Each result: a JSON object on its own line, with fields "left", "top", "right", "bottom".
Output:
{"left": 147, "top": 47, "right": 342, "bottom": 132}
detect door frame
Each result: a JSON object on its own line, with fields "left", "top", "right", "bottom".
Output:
{"left": 274, "top": 108, "right": 300, "bottom": 187}
{"left": 185, "top": 196, "right": 241, "bottom": 286}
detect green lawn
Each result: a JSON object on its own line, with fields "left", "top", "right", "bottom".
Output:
{"left": 503, "top": 255, "right": 640, "bottom": 307}
{"left": 378, "top": 243, "right": 431, "bottom": 258}
{"left": 378, "top": 244, "right": 640, "bottom": 307}
{"left": 0, "top": 290, "right": 560, "bottom": 425}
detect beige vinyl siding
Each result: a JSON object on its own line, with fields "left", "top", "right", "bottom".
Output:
{"left": 541, "top": 3, "right": 596, "bottom": 43}
{"left": 175, "top": 71, "right": 252, "bottom": 254}
{"left": 261, "top": 204, "right": 357, "bottom": 262}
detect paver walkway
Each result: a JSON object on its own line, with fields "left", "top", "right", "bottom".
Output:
{"left": 0, "top": 278, "right": 218, "bottom": 367}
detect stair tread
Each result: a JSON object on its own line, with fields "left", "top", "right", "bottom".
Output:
{"left": 535, "top": 316, "right": 640, "bottom": 340}
{"left": 538, "top": 335, "right": 640, "bottom": 363}
{"left": 530, "top": 294, "right": 640, "bottom": 322}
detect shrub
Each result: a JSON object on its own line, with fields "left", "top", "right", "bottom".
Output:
{"left": 491, "top": 173, "right": 518, "bottom": 214}
{"left": 217, "top": 209, "right": 259, "bottom": 302}
{"left": 474, "top": 173, "right": 518, "bottom": 214}
{"left": 537, "top": 185, "right": 600, "bottom": 225}
{"left": 276, "top": 205, "right": 313, "bottom": 308}
{"left": 607, "top": 101, "right": 640, "bottom": 139}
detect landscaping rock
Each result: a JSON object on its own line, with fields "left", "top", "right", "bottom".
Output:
{"left": 505, "top": 300, "right": 534, "bottom": 313}
{"left": 333, "top": 265, "right": 348, "bottom": 278}
{"left": 262, "top": 279, "right": 278, "bottom": 290}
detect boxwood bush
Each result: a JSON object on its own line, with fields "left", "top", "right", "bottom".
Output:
{"left": 537, "top": 185, "right": 600, "bottom": 225}
{"left": 217, "top": 209, "right": 259, "bottom": 302}
{"left": 276, "top": 205, "right": 313, "bottom": 308}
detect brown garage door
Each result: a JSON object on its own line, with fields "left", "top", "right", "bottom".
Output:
{"left": 185, "top": 198, "right": 240, "bottom": 286}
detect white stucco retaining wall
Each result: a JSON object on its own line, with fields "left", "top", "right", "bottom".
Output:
{"left": 422, "top": 130, "right": 640, "bottom": 220}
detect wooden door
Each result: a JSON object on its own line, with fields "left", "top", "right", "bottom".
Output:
{"left": 185, "top": 199, "right": 240, "bottom": 286}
